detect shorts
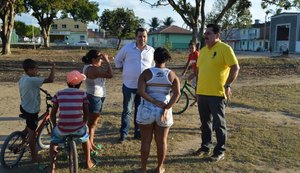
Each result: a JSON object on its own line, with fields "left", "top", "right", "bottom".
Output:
{"left": 136, "top": 102, "right": 173, "bottom": 127}
{"left": 20, "top": 105, "right": 38, "bottom": 131}
{"left": 87, "top": 94, "right": 105, "bottom": 114}
{"left": 51, "top": 125, "right": 89, "bottom": 144}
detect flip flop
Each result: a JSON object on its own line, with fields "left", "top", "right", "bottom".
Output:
{"left": 94, "top": 144, "right": 102, "bottom": 150}
{"left": 88, "top": 157, "right": 97, "bottom": 170}
{"left": 91, "top": 150, "right": 98, "bottom": 157}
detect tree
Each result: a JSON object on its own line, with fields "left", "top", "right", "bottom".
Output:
{"left": 261, "top": 0, "right": 300, "bottom": 10}
{"left": 207, "top": 0, "right": 252, "bottom": 41}
{"left": 14, "top": 21, "right": 40, "bottom": 39}
{"left": 149, "top": 17, "right": 161, "bottom": 32}
{"left": 25, "top": 0, "right": 99, "bottom": 47}
{"left": 0, "top": 0, "right": 25, "bottom": 55}
{"left": 162, "top": 16, "right": 175, "bottom": 27}
{"left": 140, "top": 0, "right": 251, "bottom": 48}
{"left": 99, "top": 8, "right": 144, "bottom": 49}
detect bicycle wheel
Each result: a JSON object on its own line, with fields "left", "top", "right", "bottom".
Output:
{"left": 68, "top": 140, "right": 78, "bottom": 173}
{"left": 172, "top": 91, "right": 189, "bottom": 114}
{"left": 37, "top": 120, "right": 53, "bottom": 149}
{"left": 0, "top": 131, "right": 27, "bottom": 169}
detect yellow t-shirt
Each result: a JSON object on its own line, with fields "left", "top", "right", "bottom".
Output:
{"left": 196, "top": 41, "right": 238, "bottom": 97}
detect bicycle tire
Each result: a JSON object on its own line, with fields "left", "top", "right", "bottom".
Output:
{"left": 69, "top": 140, "right": 78, "bottom": 173}
{"left": 37, "top": 120, "right": 53, "bottom": 149}
{"left": 0, "top": 131, "right": 27, "bottom": 169}
{"left": 172, "top": 91, "right": 189, "bottom": 114}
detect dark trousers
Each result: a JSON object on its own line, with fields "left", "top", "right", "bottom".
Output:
{"left": 197, "top": 95, "right": 227, "bottom": 155}
{"left": 119, "top": 84, "right": 141, "bottom": 138}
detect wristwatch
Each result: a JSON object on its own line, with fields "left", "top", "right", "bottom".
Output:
{"left": 224, "top": 84, "right": 231, "bottom": 89}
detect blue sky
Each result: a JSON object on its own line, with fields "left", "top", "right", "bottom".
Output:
{"left": 15, "top": 0, "right": 298, "bottom": 29}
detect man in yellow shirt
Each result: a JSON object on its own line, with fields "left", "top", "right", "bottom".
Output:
{"left": 193, "top": 24, "right": 240, "bottom": 162}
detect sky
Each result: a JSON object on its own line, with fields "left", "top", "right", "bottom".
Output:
{"left": 15, "top": 0, "right": 299, "bottom": 29}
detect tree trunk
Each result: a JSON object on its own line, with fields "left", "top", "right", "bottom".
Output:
{"left": 0, "top": 1, "right": 16, "bottom": 55}
{"left": 42, "top": 26, "right": 50, "bottom": 47}
{"left": 116, "top": 38, "right": 122, "bottom": 50}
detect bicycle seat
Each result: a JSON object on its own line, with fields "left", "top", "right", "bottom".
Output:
{"left": 19, "top": 114, "right": 27, "bottom": 120}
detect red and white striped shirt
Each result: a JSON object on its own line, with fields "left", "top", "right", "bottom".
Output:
{"left": 52, "top": 88, "right": 89, "bottom": 133}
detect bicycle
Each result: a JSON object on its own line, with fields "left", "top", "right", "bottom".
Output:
{"left": 172, "top": 80, "right": 197, "bottom": 114}
{"left": 0, "top": 88, "right": 53, "bottom": 169}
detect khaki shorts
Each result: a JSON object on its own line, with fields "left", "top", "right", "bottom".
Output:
{"left": 136, "top": 102, "right": 173, "bottom": 127}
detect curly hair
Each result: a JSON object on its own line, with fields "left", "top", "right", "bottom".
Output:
{"left": 154, "top": 47, "right": 172, "bottom": 64}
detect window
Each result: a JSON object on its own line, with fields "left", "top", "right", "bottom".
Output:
{"left": 80, "top": 35, "right": 85, "bottom": 40}
{"left": 277, "top": 25, "right": 289, "bottom": 41}
{"left": 62, "top": 24, "right": 67, "bottom": 28}
{"left": 74, "top": 25, "right": 79, "bottom": 29}
{"left": 52, "top": 24, "right": 57, "bottom": 29}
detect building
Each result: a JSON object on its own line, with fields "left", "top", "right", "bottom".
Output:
{"left": 229, "top": 20, "right": 270, "bottom": 51}
{"left": 148, "top": 25, "right": 192, "bottom": 50}
{"left": 269, "top": 12, "right": 300, "bottom": 53}
{"left": 50, "top": 18, "right": 88, "bottom": 45}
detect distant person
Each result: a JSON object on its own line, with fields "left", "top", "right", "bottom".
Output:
{"left": 114, "top": 28, "right": 155, "bottom": 143}
{"left": 137, "top": 47, "right": 180, "bottom": 173}
{"left": 19, "top": 58, "right": 55, "bottom": 163}
{"left": 193, "top": 24, "right": 240, "bottom": 162}
{"left": 182, "top": 42, "right": 199, "bottom": 87}
{"left": 48, "top": 70, "right": 95, "bottom": 172}
{"left": 82, "top": 49, "right": 113, "bottom": 155}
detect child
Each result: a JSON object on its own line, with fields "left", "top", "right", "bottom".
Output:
{"left": 48, "top": 70, "right": 95, "bottom": 173}
{"left": 19, "top": 58, "right": 55, "bottom": 163}
{"left": 182, "top": 42, "right": 199, "bottom": 87}
{"left": 82, "top": 49, "right": 113, "bottom": 155}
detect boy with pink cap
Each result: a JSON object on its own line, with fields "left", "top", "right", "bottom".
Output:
{"left": 46, "top": 70, "right": 95, "bottom": 173}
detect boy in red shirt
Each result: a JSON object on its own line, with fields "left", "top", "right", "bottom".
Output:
{"left": 182, "top": 42, "right": 199, "bottom": 87}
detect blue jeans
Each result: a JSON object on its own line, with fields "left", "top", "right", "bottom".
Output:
{"left": 197, "top": 95, "right": 227, "bottom": 155}
{"left": 119, "top": 84, "right": 141, "bottom": 138}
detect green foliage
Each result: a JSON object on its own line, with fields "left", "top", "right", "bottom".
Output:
{"left": 63, "top": 0, "right": 99, "bottom": 23}
{"left": 14, "top": 21, "right": 39, "bottom": 38}
{"left": 149, "top": 17, "right": 161, "bottom": 32}
{"left": 162, "top": 16, "right": 175, "bottom": 27}
{"left": 261, "top": 0, "right": 300, "bottom": 10}
{"left": 99, "top": 8, "right": 143, "bottom": 40}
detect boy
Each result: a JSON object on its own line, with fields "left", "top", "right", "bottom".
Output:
{"left": 182, "top": 42, "right": 199, "bottom": 87}
{"left": 19, "top": 58, "right": 55, "bottom": 163}
{"left": 48, "top": 70, "right": 95, "bottom": 172}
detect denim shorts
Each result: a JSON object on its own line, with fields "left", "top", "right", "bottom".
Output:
{"left": 51, "top": 125, "right": 89, "bottom": 144}
{"left": 87, "top": 94, "right": 105, "bottom": 114}
{"left": 136, "top": 102, "right": 173, "bottom": 127}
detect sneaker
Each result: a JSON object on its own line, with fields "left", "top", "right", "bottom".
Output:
{"left": 192, "top": 148, "right": 209, "bottom": 157}
{"left": 133, "top": 135, "right": 141, "bottom": 140}
{"left": 210, "top": 153, "right": 225, "bottom": 162}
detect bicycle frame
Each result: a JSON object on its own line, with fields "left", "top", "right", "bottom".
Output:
{"left": 0, "top": 88, "right": 53, "bottom": 169}
{"left": 181, "top": 81, "right": 196, "bottom": 100}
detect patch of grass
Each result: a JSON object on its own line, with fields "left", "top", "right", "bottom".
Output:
{"left": 232, "top": 83, "right": 300, "bottom": 117}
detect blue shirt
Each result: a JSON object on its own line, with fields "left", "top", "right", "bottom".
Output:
{"left": 19, "top": 75, "right": 44, "bottom": 113}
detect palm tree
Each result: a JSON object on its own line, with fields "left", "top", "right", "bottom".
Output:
{"left": 148, "top": 17, "right": 160, "bottom": 32}
{"left": 162, "top": 17, "right": 175, "bottom": 27}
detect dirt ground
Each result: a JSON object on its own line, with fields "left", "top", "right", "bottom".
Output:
{"left": 0, "top": 50, "right": 300, "bottom": 172}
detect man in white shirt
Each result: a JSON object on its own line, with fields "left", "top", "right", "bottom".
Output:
{"left": 114, "top": 28, "right": 155, "bottom": 143}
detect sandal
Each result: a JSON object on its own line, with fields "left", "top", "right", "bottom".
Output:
{"left": 87, "top": 157, "right": 97, "bottom": 170}
{"left": 94, "top": 144, "right": 102, "bottom": 150}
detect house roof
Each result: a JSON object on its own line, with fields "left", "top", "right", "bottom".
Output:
{"left": 149, "top": 25, "right": 192, "bottom": 35}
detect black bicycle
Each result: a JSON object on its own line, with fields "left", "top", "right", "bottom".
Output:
{"left": 173, "top": 80, "right": 197, "bottom": 114}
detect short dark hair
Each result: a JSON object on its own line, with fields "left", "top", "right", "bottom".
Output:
{"left": 22, "top": 58, "right": 37, "bottom": 72}
{"left": 206, "top": 24, "right": 220, "bottom": 34}
{"left": 154, "top": 47, "right": 172, "bottom": 64}
{"left": 189, "top": 42, "right": 196, "bottom": 47}
{"left": 135, "top": 28, "right": 147, "bottom": 36}
{"left": 82, "top": 49, "right": 99, "bottom": 64}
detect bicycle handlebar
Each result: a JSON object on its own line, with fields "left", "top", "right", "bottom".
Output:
{"left": 40, "top": 88, "right": 52, "bottom": 100}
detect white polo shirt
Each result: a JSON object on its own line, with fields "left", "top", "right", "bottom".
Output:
{"left": 114, "top": 42, "right": 155, "bottom": 89}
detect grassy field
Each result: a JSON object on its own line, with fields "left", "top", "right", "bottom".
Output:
{"left": 0, "top": 48, "right": 300, "bottom": 173}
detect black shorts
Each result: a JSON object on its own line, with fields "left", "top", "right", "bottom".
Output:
{"left": 20, "top": 106, "right": 38, "bottom": 131}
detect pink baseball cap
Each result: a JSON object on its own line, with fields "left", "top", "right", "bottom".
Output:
{"left": 67, "top": 70, "right": 86, "bottom": 85}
